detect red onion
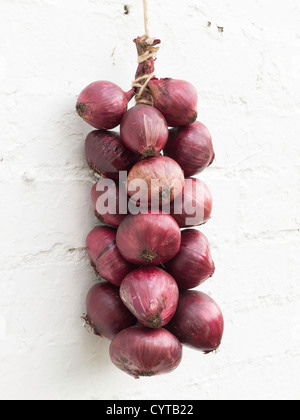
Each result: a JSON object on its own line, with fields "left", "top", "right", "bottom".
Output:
{"left": 120, "top": 104, "right": 169, "bottom": 157}
{"left": 165, "top": 122, "right": 215, "bottom": 177}
{"left": 76, "top": 81, "right": 134, "bottom": 130}
{"left": 109, "top": 326, "right": 182, "bottom": 378}
{"left": 148, "top": 78, "right": 198, "bottom": 127}
{"left": 165, "top": 229, "right": 215, "bottom": 290}
{"left": 85, "top": 130, "right": 139, "bottom": 180}
{"left": 127, "top": 156, "right": 184, "bottom": 206}
{"left": 171, "top": 177, "right": 213, "bottom": 228}
{"left": 116, "top": 213, "right": 181, "bottom": 266}
{"left": 84, "top": 282, "right": 136, "bottom": 340}
{"left": 168, "top": 290, "right": 224, "bottom": 353}
{"left": 86, "top": 226, "right": 135, "bottom": 286}
{"left": 91, "top": 181, "right": 127, "bottom": 228}
{"left": 120, "top": 267, "right": 179, "bottom": 328}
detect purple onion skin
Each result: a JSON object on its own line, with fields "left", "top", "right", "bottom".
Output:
{"left": 109, "top": 326, "right": 183, "bottom": 378}
{"left": 116, "top": 213, "right": 181, "bottom": 266}
{"left": 148, "top": 78, "right": 198, "bottom": 127}
{"left": 76, "top": 81, "right": 134, "bottom": 130}
{"left": 165, "top": 122, "right": 215, "bottom": 177}
{"left": 167, "top": 290, "right": 224, "bottom": 353}
{"left": 120, "top": 267, "right": 179, "bottom": 328}
{"left": 85, "top": 282, "right": 136, "bottom": 340}
{"left": 120, "top": 104, "right": 169, "bottom": 157}
{"left": 85, "top": 130, "right": 139, "bottom": 180}
{"left": 165, "top": 229, "right": 215, "bottom": 290}
{"left": 86, "top": 226, "right": 136, "bottom": 286}
{"left": 171, "top": 177, "right": 213, "bottom": 228}
{"left": 91, "top": 182, "right": 127, "bottom": 228}
{"left": 127, "top": 155, "right": 184, "bottom": 206}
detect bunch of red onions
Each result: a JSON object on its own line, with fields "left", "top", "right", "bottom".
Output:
{"left": 76, "top": 35, "right": 224, "bottom": 379}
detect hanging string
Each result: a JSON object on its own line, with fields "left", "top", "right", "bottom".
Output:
{"left": 143, "top": 0, "right": 150, "bottom": 37}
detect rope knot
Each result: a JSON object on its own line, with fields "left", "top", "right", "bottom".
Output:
{"left": 132, "top": 36, "right": 161, "bottom": 106}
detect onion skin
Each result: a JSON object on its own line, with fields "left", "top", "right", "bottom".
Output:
{"left": 167, "top": 290, "right": 224, "bottom": 353}
{"left": 91, "top": 181, "right": 127, "bottom": 228}
{"left": 127, "top": 155, "right": 184, "bottom": 206}
{"left": 85, "top": 282, "right": 136, "bottom": 340}
{"left": 76, "top": 81, "right": 134, "bottom": 130}
{"left": 120, "top": 267, "right": 179, "bottom": 328}
{"left": 120, "top": 104, "right": 169, "bottom": 157}
{"left": 171, "top": 177, "right": 213, "bottom": 228}
{"left": 109, "top": 326, "right": 183, "bottom": 378}
{"left": 116, "top": 213, "right": 181, "bottom": 266}
{"left": 86, "top": 226, "right": 136, "bottom": 286}
{"left": 165, "top": 229, "right": 215, "bottom": 290}
{"left": 85, "top": 130, "right": 139, "bottom": 180}
{"left": 165, "top": 122, "right": 215, "bottom": 177}
{"left": 148, "top": 78, "right": 198, "bottom": 127}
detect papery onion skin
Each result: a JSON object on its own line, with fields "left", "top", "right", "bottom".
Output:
{"left": 127, "top": 155, "right": 184, "bottom": 206}
{"left": 85, "top": 130, "right": 139, "bottom": 180}
{"left": 165, "top": 122, "right": 215, "bottom": 177}
{"left": 86, "top": 226, "right": 136, "bottom": 286}
{"left": 120, "top": 267, "right": 179, "bottom": 328}
{"left": 165, "top": 229, "right": 215, "bottom": 290}
{"left": 120, "top": 104, "right": 169, "bottom": 157}
{"left": 85, "top": 282, "right": 136, "bottom": 340}
{"left": 76, "top": 81, "right": 134, "bottom": 130}
{"left": 171, "top": 177, "right": 213, "bottom": 228}
{"left": 167, "top": 290, "right": 224, "bottom": 353}
{"left": 109, "top": 326, "right": 183, "bottom": 378}
{"left": 91, "top": 181, "right": 127, "bottom": 228}
{"left": 116, "top": 213, "right": 181, "bottom": 266}
{"left": 148, "top": 78, "right": 198, "bottom": 127}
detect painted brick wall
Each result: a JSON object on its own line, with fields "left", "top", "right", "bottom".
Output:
{"left": 0, "top": 0, "right": 299, "bottom": 400}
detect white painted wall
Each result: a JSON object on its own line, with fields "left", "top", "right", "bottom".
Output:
{"left": 0, "top": 0, "right": 300, "bottom": 400}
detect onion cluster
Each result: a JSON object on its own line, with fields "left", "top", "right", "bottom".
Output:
{"left": 76, "top": 35, "right": 224, "bottom": 379}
